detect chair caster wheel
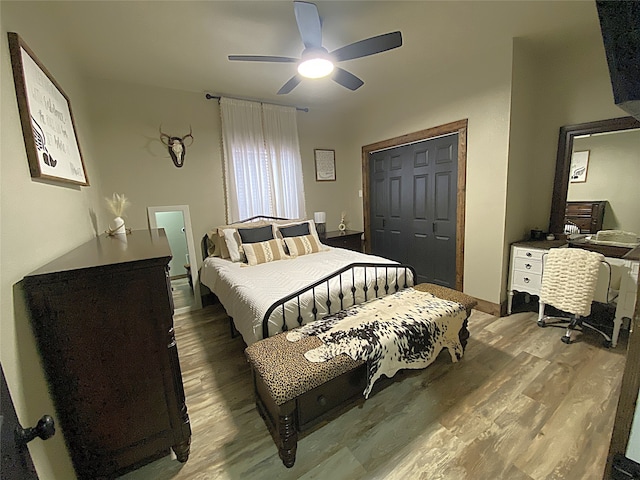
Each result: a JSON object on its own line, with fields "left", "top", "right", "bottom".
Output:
{"left": 537, "top": 320, "right": 546, "bottom": 328}
{"left": 603, "top": 340, "right": 612, "bottom": 348}
{"left": 561, "top": 335, "right": 571, "bottom": 344}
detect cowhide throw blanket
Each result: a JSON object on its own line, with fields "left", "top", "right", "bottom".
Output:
{"left": 286, "top": 288, "right": 467, "bottom": 398}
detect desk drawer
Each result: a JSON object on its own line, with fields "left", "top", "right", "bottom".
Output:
{"left": 511, "top": 270, "right": 542, "bottom": 294}
{"left": 512, "top": 246, "right": 545, "bottom": 261}
{"left": 513, "top": 257, "right": 542, "bottom": 275}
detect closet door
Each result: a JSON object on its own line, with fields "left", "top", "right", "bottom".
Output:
{"left": 370, "top": 145, "right": 410, "bottom": 263}
{"left": 369, "top": 134, "right": 458, "bottom": 287}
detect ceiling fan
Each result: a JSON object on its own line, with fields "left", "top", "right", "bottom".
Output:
{"left": 228, "top": 1, "right": 403, "bottom": 94}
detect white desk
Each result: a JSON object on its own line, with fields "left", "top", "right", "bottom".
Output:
{"left": 507, "top": 240, "right": 639, "bottom": 348}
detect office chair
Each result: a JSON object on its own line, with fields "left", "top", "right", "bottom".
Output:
{"left": 537, "top": 247, "right": 614, "bottom": 347}
{"left": 564, "top": 220, "right": 580, "bottom": 235}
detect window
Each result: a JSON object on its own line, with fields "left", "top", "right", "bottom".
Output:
{"left": 220, "top": 98, "right": 306, "bottom": 222}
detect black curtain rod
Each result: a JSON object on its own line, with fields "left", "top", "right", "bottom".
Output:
{"left": 205, "top": 93, "right": 309, "bottom": 112}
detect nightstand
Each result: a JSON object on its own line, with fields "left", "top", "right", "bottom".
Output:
{"left": 323, "top": 230, "right": 363, "bottom": 252}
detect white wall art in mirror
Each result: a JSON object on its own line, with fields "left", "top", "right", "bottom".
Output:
{"left": 569, "top": 150, "right": 589, "bottom": 183}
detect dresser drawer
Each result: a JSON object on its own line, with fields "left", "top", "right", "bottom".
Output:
{"left": 512, "top": 246, "right": 545, "bottom": 261}
{"left": 513, "top": 257, "right": 542, "bottom": 275}
{"left": 510, "top": 270, "right": 542, "bottom": 294}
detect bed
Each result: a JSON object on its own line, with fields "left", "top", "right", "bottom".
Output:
{"left": 200, "top": 216, "right": 415, "bottom": 345}
{"left": 199, "top": 217, "right": 474, "bottom": 467}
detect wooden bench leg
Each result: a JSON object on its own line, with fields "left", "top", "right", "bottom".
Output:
{"left": 278, "top": 412, "right": 298, "bottom": 468}
{"left": 459, "top": 318, "right": 470, "bottom": 354}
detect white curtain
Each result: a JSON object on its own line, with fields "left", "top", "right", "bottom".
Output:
{"left": 220, "top": 97, "right": 306, "bottom": 223}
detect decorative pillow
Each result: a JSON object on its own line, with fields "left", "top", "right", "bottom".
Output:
{"left": 206, "top": 231, "right": 218, "bottom": 257}
{"left": 223, "top": 228, "right": 243, "bottom": 262}
{"left": 277, "top": 220, "right": 322, "bottom": 243}
{"left": 215, "top": 220, "right": 274, "bottom": 255}
{"left": 284, "top": 234, "right": 324, "bottom": 257}
{"left": 243, "top": 239, "right": 288, "bottom": 266}
{"left": 217, "top": 222, "right": 277, "bottom": 261}
{"left": 277, "top": 222, "right": 310, "bottom": 238}
{"left": 206, "top": 230, "right": 230, "bottom": 258}
{"left": 238, "top": 225, "right": 275, "bottom": 244}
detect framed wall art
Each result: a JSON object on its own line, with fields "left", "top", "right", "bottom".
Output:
{"left": 314, "top": 149, "right": 336, "bottom": 182}
{"left": 569, "top": 150, "right": 589, "bottom": 183}
{"left": 8, "top": 32, "right": 89, "bottom": 186}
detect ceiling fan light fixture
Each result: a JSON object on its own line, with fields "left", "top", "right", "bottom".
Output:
{"left": 228, "top": 2, "right": 403, "bottom": 94}
{"left": 298, "top": 57, "right": 334, "bottom": 79}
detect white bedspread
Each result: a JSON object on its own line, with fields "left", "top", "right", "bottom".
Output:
{"left": 201, "top": 247, "right": 411, "bottom": 345}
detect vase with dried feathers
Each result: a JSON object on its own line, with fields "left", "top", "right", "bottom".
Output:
{"left": 338, "top": 211, "right": 347, "bottom": 232}
{"left": 105, "top": 193, "right": 131, "bottom": 236}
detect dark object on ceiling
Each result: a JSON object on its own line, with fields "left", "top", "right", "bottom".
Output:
{"left": 596, "top": 0, "right": 640, "bottom": 120}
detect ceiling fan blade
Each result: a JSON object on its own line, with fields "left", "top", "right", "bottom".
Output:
{"left": 228, "top": 55, "right": 298, "bottom": 63}
{"left": 330, "top": 31, "right": 403, "bottom": 62}
{"left": 332, "top": 67, "right": 364, "bottom": 91}
{"left": 277, "top": 75, "right": 303, "bottom": 95}
{"left": 294, "top": 1, "right": 322, "bottom": 49}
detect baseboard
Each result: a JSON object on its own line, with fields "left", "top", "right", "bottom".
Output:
{"left": 473, "top": 297, "right": 502, "bottom": 317}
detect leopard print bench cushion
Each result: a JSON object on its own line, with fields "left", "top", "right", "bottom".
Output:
{"left": 245, "top": 332, "right": 363, "bottom": 406}
{"left": 245, "top": 283, "right": 477, "bottom": 406}
{"left": 413, "top": 283, "right": 477, "bottom": 315}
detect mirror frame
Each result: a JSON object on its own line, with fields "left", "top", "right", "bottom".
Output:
{"left": 147, "top": 204, "right": 202, "bottom": 313}
{"left": 549, "top": 115, "right": 640, "bottom": 234}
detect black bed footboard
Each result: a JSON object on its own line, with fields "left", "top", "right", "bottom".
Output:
{"left": 261, "top": 263, "right": 416, "bottom": 339}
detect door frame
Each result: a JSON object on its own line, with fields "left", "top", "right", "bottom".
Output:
{"left": 362, "top": 119, "right": 468, "bottom": 291}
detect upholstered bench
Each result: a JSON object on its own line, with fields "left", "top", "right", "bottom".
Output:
{"left": 244, "top": 283, "right": 477, "bottom": 467}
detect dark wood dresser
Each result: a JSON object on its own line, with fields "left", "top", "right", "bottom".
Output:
{"left": 322, "top": 230, "right": 363, "bottom": 252}
{"left": 23, "top": 229, "right": 190, "bottom": 479}
{"left": 564, "top": 201, "right": 606, "bottom": 233}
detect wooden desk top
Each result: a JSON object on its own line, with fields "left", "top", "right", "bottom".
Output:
{"left": 623, "top": 245, "right": 640, "bottom": 261}
{"left": 568, "top": 241, "right": 635, "bottom": 259}
{"left": 513, "top": 239, "right": 639, "bottom": 260}
{"left": 512, "top": 239, "right": 567, "bottom": 249}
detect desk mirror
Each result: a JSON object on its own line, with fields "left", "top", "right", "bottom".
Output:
{"left": 549, "top": 116, "right": 640, "bottom": 236}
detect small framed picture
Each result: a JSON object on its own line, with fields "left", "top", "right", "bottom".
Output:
{"left": 569, "top": 150, "right": 589, "bottom": 183}
{"left": 314, "top": 149, "right": 336, "bottom": 182}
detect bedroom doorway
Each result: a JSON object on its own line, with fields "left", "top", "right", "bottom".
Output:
{"left": 362, "top": 119, "right": 468, "bottom": 291}
{"left": 147, "top": 205, "right": 202, "bottom": 314}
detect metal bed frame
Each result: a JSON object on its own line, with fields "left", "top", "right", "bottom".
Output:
{"left": 260, "top": 262, "right": 416, "bottom": 339}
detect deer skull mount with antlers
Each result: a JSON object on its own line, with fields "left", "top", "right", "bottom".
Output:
{"left": 159, "top": 126, "right": 194, "bottom": 168}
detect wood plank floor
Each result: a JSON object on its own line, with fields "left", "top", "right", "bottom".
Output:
{"left": 120, "top": 305, "right": 628, "bottom": 480}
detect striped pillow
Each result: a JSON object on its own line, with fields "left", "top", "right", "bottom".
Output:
{"left": 283, "top": 234, "right": 324, "bottom": 257}
{"left": 243, "top": 239, "right": 288, "bottom": 266}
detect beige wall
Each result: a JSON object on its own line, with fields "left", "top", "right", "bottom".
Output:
{"left": 298, "top": 108, "right": 362, "bottom": 232}
{"left": 569, "top": 129, "right": 640, "bottom": 234}
{"left": 504, "top": 38, "right": 540, "bottom": 294}
{"left": 87, "top": 78, "right": 224, "bottom": 268}
{"left": 87, "top": 78, "right": 361, "bottom": 261}
{"left": 499, "top": 28, "right": 626, "bottom": 303}
{"left": 521, "top": 27, "right": 624, "bottom": 238}
{"left": 1, "top": 4, "right": 103, "bottom": 478}
{"left": 332, "top": 39, "right": 515, "bottom": 304}
{"left": 1, "top": 2, "right": 634, "bottom": 479}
